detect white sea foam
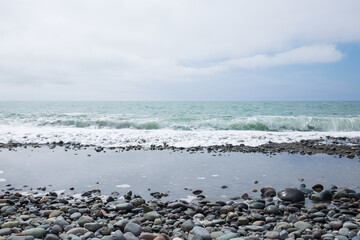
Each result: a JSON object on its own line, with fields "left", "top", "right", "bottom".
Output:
{"left": 0, "top": 125, "right": 359, "bottom": 148}
{"left": 0, "top": 178, "right": 6, "bottom": 182}
{"left": 116, "top": 184, "right": 131, "bottom": 188}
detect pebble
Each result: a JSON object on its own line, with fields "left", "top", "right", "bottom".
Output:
{"left": 124, "top": 222, "right": 142, "bottom": 236}
{"left": 278, "top": 188, "right": 305, "bottom": 202}
{"left": 192, "top": 226, "right": 211, "bottom": 240}
{"left": 22, "top": 228, "right": 46, "bottom": 238}
{"left": 294, "top": 221, "right": 313, "bottom": 230}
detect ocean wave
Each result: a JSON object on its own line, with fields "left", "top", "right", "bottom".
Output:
{"left": 0, "top": 114, "right": 360, "bottom": 132}
{"left": 0, "top": 126, "right": 359, "bottom": 148}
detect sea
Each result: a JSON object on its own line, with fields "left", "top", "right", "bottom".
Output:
{"left": 0, "top": 101, "right": 360, "bottom": 148}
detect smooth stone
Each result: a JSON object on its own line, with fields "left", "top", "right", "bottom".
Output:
{"left": 278, "top": 188, "right": 305, "bottom": 203}
{"left": 84, "top": 222, "right": 101, "bottom": 232}
{"left": 22, "top": 228, "right": 46, "bottom": 238}
{"left": 49, "top": 210, "right": 63, "bottom": 218}
{"left": 250, "top": 202, "right": 265, "bottom": 209}
{"left": 244, "top": 226, "right": 265, "bottom": 231}
{"left": 330, "top": 221, "right": 344, "bottom": 230}
{"left": 280, "top": 230, "right": 289, "bottom": 240}
{"left": 218, "top": 232, "right": 239, "bottom": 240}
{"left": 333, "top": 190, "right": 349, "bottom": 199}
{"left": 154, "top": 218, "right": 162, "bottom": 225}
{"left": 238, "top": 217, "right": 249, "bottom": 226}
{"left": 319, "top": 190, "right": 333, "bottom": 201}
{"left": 343, "top": 223, "right": 359, "bottom": 230}
{"left": 52, "top": 224, "right": 63, "bottom": 234}
{"left": 144, "top": 211, "right": 161, "bottom": 221}
{"left": 115, "top": 220, "right": 129, "bottom": 229}
{"left": 294, "top": 221, "right": 312, "bottom": 230}
{"left": 335, "top": 236, "right": 349, "bottom": 240}
{"left": 339, "top": 228, "right": 350, "bottom": 236}
{"left": 124, "top": 232, "right": 138, "bottom": 240}
{"left": 0, "top": 228, "right": 11, "bottom": 236}
{"left": 54, "top": 219, "right": 69, "bottom": 229}
{"left": 70, "top": 212, "right": 82, "bottom": 220}
{"left": 116, "top": 203, "right": 134, "bottom": 211}
{"left": 181, "top": 220, "right": 195, "bottom": 232}
{"left": 44, "top": 234, "right": 60, "bottom": 240}
{"left": 114, "top": 230, "right": 126, "bottom": 240}
{"left": 210, "top": 231, "right": 224, "bottom": 239}
{"left": 139, "top": 232, "right": 156, "bottom": 240}
{"left": 66, "top": 227, "right": 89, "bottom": 235}
{"left": 124, "top": 222, "right": 142, "bottom": 237}
{"left": 312, "top": 184, "right": 324, "bottom": 192}
{"left": 265, "top": 231, "right": 280, "bottom": 239}
{"left": 352, "top": 237, "right": 360, "bottom": 240}
{"left": 220, "top": 205, "right": 234, "bottom": 215}
{"left": 275, "top": 222, "right": 291, "bottom": 230}
{"left": 1, "top": 221, "right": 19, "bottom": 228}
{"left": 266, "top": 205, "right": 281, "bottom": 215}
{"left": 8, "top": 237, "right": 34, "bottom": 240}
{"left": 78, "top": 216, "right": 94, "bottom": 227}
{"left": 192, "top": 226, "right": 211, "bottom": 240}
{"left": 101, "top": 237, "right": 114, "bottom": 240}
{"left": 261, "top": 187, "right": 276, "bottom": 198}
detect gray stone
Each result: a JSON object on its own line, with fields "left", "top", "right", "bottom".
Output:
{"left": 192, "top": 226, "right": 211, "bottom": 240}
{"left": 44, "top": 234, "right": 60, "bottom": 240}
{"left": 181, "top": 219, "right": 195, "bottom": 232}
{"left": 84, "top": 222, "right": 101, "bottom": 232}
{"left": 0, "top": 228, "right": 11, "bottom": 236}
{"left": 144, "top": 211, "right": 161, "bottom": 221}
{"left": 352, "top": 237, "right": 360, "bottom": 240}
{"left": 244, "top": 226, "right": 265, "bottom": 231}
{"left": 1, "top": 221, "right": 19, "bottom": 228}
{"left": 52, "top": 224, "right": 63, "bottom": 235}
{"left": 265, "top": 231, "right": 280, "bottom": 239}
{"left": 238, "top": 217, "right": 249, "bottom": 226}
{"left": 210, "top": 231, "right": 224, "bottom": 239}
{"left": 114, "top": 230, "right": 125, "bottom": 240}
{"left": 22, "top": 228, "right": 46, "bottom": 238}
{"left": 278, "top": 188, "right": 305, "bottom": 202}
{"left": 335, "top": 236, "right": 349, "bottom": 240}
{"left": 220, "top": 205, "right": 234, "bottom": 215}
{"left": 116, "top": 203, "right": 134, "bottom": 211}
{"left": 124, "top": 232, "right": 138, "bottom": 240}
{"left": 115, "top": 219, "right": 129, "bottom": 229}
{"left": 343, "top": 223, "right": 359, "bottom": 230}
{"left": 339, "top": 228, "right": 350, "bottom": 236}
{"left": 218, "top": 232, "right": 239, "bottom": 240}
{"left": 77, "top": 216, "right": 94, "bottom": 227}
{"left": 70, "top": 212, "right": 82, "bottom": 220}
{"left": 249, "top": 202, "right": 265, "bottom": 209}
{"left": 266, "top": 205, "right": 280, "bottom": 215}
{"left": 319, "top": 190, "right": 333, "bottom": 201}
{"left": 280, "top": 230, "right": 288, "bottom": 240}
{"left": 101, "top": 237, "right": 115, "bottom": 240}
{"left": 54, "top": 219, "right": 69, "bottom": 229}
{"left": 124, "top": 222, "right": 142, "bottom": 236}
{"left": 66, "top": 227, "right": 89, "bottom": 235}
{"left": 294, "top": 221, "right": 312, "bottom": 230}
{"left": 8, "top": 237, "right": 34, "bottom": 240}
{"left": 330, "top": 221, "right": 343, "bottom": 230}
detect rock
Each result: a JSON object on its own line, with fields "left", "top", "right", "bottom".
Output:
{"left": 144, "top": 211, "right": 161, "bottom": 221}
{"left": 265, "top": 231, "right": 280, "bottom": 239}
{"left": 333, "top": 190, "right": 349, "bottom": 199}
{"left": 319, "top": 190, "right": 333, "bottom": 201}
{"left": 312, "top": 184, "right": 324, "bottom": 192}
{"left": 52, "top": 225, "right": 63, "bottom": 234}
{"left": 343, "top": 222, "right": 359, "bottom": 230}
{"left": 210, "top": 231, "right": 224, "bottom": 239}
{"left": 70, "top": 212, "right": 82, "bottom": 220}
{"left": 66, "top": 227, "right": 89, "bottom": 235}
{"left": 339, "top": 228, "right": 350, "bottom": 236}
{"left": 278, "top": 188, "right": 305, "bottom": 202}
{"left": 280, "top": 230, "right": 288, "bottom": 240}
{"left": 84, "top": 222, "right": 101, "bottom": 232}
{"left": 244, "top": 226, "right": 265, "bottom": 231}
{"left": 116, "top": 203, "right": 134, "bottom": 211}
{"left": 49, "top": 210, "right": 63, "bottom": 218}
{"left": 249, "top": 202, "right": 265, "bottom": 209}
{"left": 0, "top": 228, "right": 11, "bottom": 236}
{"left": 114, "top": 230, "right": 126, "bottom": 240}
{"left": 22, "top": 228, "right": 46, "bottom": 238}
{"left": 101, "top": 236, "right": 114, "bottom": 240}
{"left": 139, "top": 232, "right": 156, "bottom": 240}
{"left": 130, "top": 198, "right": 145, "bottom": 207}
{"left": 218, "top": 232, "right": 238, "bottom": 240}
{"left": 266, "top": 205, "right": 280, "bottom": 215}
{"left": 294, "top": 221, "right": 312, "bottom": 230}
{"left": 181, "top": 220, "right": 195, "bottom": 232}
{"left": 44, "top": 234, "right": 60, "bottom": 240}
{"left": 124, "top": 222, "right": 142, "bottom": 236}
{"left": 54, "top": 219, "right": 69, "bottom": 229}
{"left": 124, "top": 232, "right": 138, "bottom": 240}
{"left": 238, "top": 217, "right": 249, "bottom": 225}
{"left": 220, "top": 205, "right": 234, "bottom": 214}
{"left": 192, "top": 226, "right": 211, "bottom": 240}
{"left": 78, "top": 216, "right": 94, "bottom": 226}
{"left": 8, "top": 237, "right": 34, "bottom": 240}
{"left": 115, "top": 219, "right": 129, "bottom": 230}
{"left": 330, "top": 221, "right": 343, "bottom": 230}
{"left": 1, "top": 221, "right": 19, "bottom": 228}
{"left": 261, "top": 187, "right": 276, "bottom": 198}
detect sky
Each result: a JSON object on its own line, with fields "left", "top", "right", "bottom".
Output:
{"left": 0, "top": 0, "right": 360, "bottom": 101}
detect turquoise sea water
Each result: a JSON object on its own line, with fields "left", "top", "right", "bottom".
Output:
{"left": 0, "top": 101, "right": 359, "bottom": 147}
{"left": 0, "top": 101, "right": 360, "bottom": 131}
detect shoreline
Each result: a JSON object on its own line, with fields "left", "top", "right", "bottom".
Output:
{"left": 0, "top": 184, "right": 359, "bottom": 240}
{"left": 1, "top": 136, "right": 360, "bottom": 158}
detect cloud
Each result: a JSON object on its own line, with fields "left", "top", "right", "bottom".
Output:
{"left": 0, "top": 0, "right": 359, "bottom": 99}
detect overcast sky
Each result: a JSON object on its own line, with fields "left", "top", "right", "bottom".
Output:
{"left": 0, "top": 1, "right": 360, "bottom": 101}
